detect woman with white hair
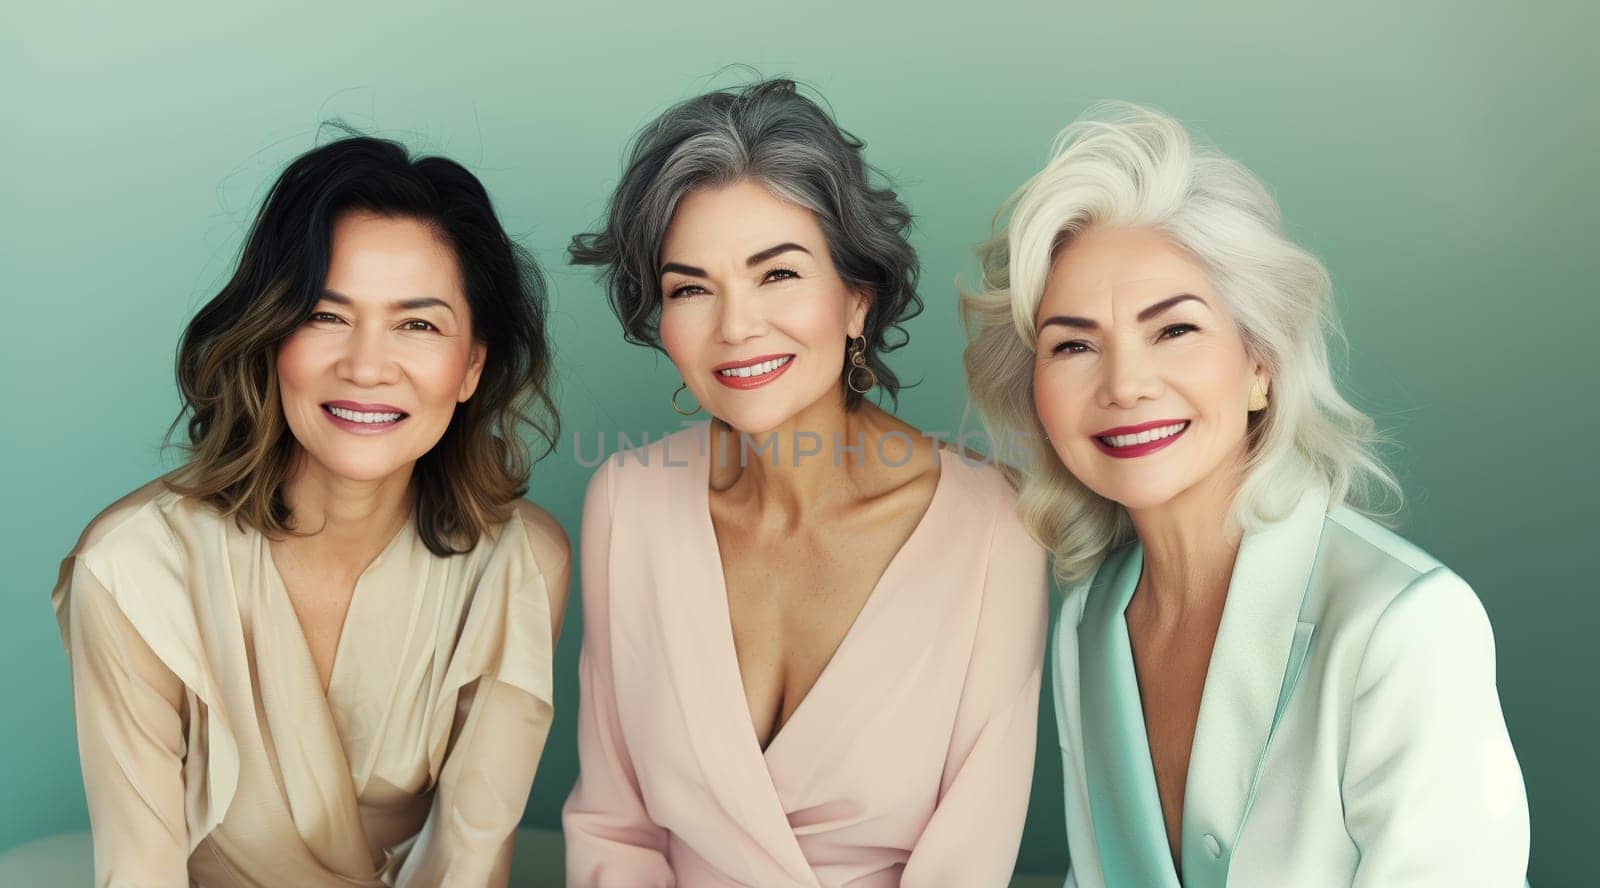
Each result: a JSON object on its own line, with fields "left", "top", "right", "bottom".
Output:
{"left": 962, "top": 104, "right": 1530, "bottom": 887}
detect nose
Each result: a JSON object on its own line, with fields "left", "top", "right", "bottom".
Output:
{"left": 715, "top": 287, "right": 767, "bottom": 344}
{"left": 335, "top": 325, "right": 401, "bottom": 388}
{"left": 1096, "top": 342, "right": 1161, "bottom": 409}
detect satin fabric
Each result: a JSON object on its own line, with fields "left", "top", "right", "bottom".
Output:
{"left": 1055, "top": 487, "right": 1529, "bottom": 887}
{"left": 53, "top": 480, "right": 555, "bottom": 887}
{"left": 563, "top": 424, "right": 1050, "bottom": 887}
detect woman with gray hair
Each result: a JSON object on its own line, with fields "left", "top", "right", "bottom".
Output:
{"left": 562, "top": 79, "right": 1048, "bottom": 886}
{"left": 963, "top": 103, "right": 1529, "bottom": 887}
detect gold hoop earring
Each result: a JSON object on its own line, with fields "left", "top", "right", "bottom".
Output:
{"left": 1248, "top": 379, "right": 1269, "bottom": 412}
{"left": 671, "top": 383, "right": 702, "bottom": 416}
{"left": 846, "top": 335, "right": 877, "bottom": 394}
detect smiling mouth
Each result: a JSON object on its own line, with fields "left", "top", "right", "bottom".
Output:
{"left": 713, "top": 354, "right": 795, "bottom": 390}
{"left": 1092, "top": 420, "right": 1190, "bottom": 458}
{"left": 1097, "top": 420, "right": 1188, "bottom": 448}
{"left": 321, "top": 403, "right": 410, "bottom": 431}
{"left": 716, "top": 355, "right": 793, "bottom": 379}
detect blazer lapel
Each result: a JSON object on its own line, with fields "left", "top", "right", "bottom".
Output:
{"left": 1180, "top": 486, "right": 1328, "bottom": 888}
{"left": 1079, "top": 543, "right": 1182, "bottom": 888}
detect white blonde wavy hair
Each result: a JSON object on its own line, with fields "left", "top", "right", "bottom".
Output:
{"left": 961, "top": 102, "right": 1401, "bottom": 584}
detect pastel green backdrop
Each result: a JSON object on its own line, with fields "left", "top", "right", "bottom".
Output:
{"left": 3, "top": 0, "right": 1594, "bottom": 883}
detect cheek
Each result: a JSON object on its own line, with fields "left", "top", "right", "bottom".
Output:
{"left": 767, "top": 287, "right": 853, "bottom": 374}
{"left": 657, "top": 309, "right": 701, "bottom": 371}
{"left": 784, "top": 287, "right": 850, "bottom": 340}
{"left": 408, "top": 344, "right": 473, "bottom": 406}
{"left": 275, "top": 332, "right": 323, "bottom": 393}
{"left": 1181, "top": 340, "right": 1253, "bottom": 417}
{"left": 1033, "top": 362, "right": 1092, "bottom": 461}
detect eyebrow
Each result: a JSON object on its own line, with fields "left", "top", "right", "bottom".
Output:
{"left": 320, "top": 290, "right": 456, "bottom": 314}
{"left": 1136, "top": 293, "right": 1207, "bottom": 321}
{"left": 1036, "top": 293, "right": 1208, "bottom": 334}
{"left": 659, "top": 242, "right": 813, "bottom": 278}
{"left": 746, "top": 242, "right": 810, "bottom": 266}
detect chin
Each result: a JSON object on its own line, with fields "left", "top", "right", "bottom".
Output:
{"left": 305, "top": 449, "right": 414, "bottom": 485}
{"left": 1083, "top": 474, "right": 1187, "bottom": 513}
{"left": 715, "top": 404, "right": 797, "bottom": 439}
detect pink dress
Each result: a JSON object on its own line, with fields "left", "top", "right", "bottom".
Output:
{"left": 563, "top": 424, "right": 1049, "bottom": 887}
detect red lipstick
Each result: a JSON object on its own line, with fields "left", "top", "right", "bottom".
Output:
{"left": 1091, "top": 419, "right": 1189, "bottom": 459}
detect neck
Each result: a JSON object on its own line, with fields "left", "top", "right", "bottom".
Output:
{"left": 708, "top": 387, "right": 899, "bottom": 527}
{"left": 1125, "top": 457, "right": 1247, "bottom": 625}
{"left": 279, "top": 451, "right": 415, "bottom": 569}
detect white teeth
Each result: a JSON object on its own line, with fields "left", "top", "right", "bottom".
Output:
{"left": 327, "top": 406, "right": 403, "bottom": 424}
{"left": 718, "top": 355, "right": 793, "bottom": 378}
{"left": 1101, "top": 421, "right": 1187, "bottom": 449}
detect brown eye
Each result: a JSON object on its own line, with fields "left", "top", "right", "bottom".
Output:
{"left": 307, "top": 311, "right": 342, "bottom": 324}
{"left": 763, "top": 267, "right": 799, "bottom": 283}
{"left": 1159, "top": 323, "right": 1198, "bottom": 340}
{"left": 401, "top": 319, "right": 438, "bottom": 332}
{"left": 1052, "top": 340, "right": 1090, "bottom": 355}
{"left": 667, "top": 283, "right": 706, "bottom": 299}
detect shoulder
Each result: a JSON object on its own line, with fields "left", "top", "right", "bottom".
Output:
{"left": 54, "top": 477, "right": 213, "bottom": 651}
{"left": 612, "top": 426, "right": 704, "bottom": 479}
{"left": 1307, "top": 508, "right": 1497, "bottom": 681}
{"left": 1308, "top": 505, "right": 1470, "bottom": 624}
{"left": 940, "top": 454, "right": 1050, "bottom": 617}
{"left": 943, "top": 455, "right": 1044, "bottom": 558}
{"left": 508, "top": 498, "right": 572, "bottom": 580}
{"left": 1358, "top": 563, "right": 1496, "bottom": 678}
{"left": 585, "top": 425, "right": 707, "bottom": 519}
{"left": 940, "top": 451, "right": 1028, "bottom": 527}
{"left": 67, "top": 476, "right": 210, "bottom": 573}
{"left": 507, "top": 498, "right": 572, "bottom": 631}
{"left": 1323, "top": 506, "right": 1447, "bottom": 577}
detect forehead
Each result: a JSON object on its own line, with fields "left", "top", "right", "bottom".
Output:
{"left": 660, "top": 179, "right": 827, "bottom": 263}
{"left": 1040, "top": 226, "right": 1213, "bottom": 311}
{"left": 325, "top": 211, "right": 464, "bottom": 301}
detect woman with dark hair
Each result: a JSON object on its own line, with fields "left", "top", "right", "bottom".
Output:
{"left": 562, "top": 79, "right": 1048, "bottom": 886}
{"left": 52, "top": 135, "right": 569, "bottom": 887}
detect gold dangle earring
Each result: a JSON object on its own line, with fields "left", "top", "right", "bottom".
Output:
{"left": 672, "top": 382, "right": 702, "bottom": 416}
{"left": 846, "top": 336, "right": 877, "bottom": 394}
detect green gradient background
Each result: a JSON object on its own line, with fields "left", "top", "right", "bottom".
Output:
{"left": 3, "top": 0, "right": 1594, "bottom": 882}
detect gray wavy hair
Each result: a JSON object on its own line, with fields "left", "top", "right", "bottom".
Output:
{"left": 570, "top": 78, "right": 921, "bottom": 409}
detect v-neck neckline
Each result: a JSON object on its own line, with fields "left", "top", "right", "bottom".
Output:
{"left": 262, "top": 513, "right": 415, "bottom": 703}
{"left": 244, "top": 515, "right": 415, "bottom": 875}
{"left": 693, "top": 431, "right": 954, "bottom": 760}
{"left": 1080, "top": 543, "right": 1184, "bottom": 888}
{"left": 1117, "top": 547, "right": 1192, "bottom": 883}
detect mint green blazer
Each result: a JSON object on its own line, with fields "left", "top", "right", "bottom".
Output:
{"left": 1052, "top": 486, "right": 1530, "bottom": 887}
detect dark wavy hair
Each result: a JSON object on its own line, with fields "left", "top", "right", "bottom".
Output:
{"left": 570, "top": 78, "right": 921, "bottom": 409}
{"left": 168, "top": 134, "right": 557, "bottom": 556}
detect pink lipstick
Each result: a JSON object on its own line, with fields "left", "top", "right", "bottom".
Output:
{"left": 321, "top": 400, "right": 409, "bottom": 435}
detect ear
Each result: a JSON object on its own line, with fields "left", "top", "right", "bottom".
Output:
{"left": 846, "top": 287, "right": 872, "bottom": 339}
{"left": 458, "top": 342, "right": 488, "bottom": 403}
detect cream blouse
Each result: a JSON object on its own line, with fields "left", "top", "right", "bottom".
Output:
{"left": 52, "top": 479, "right": 556, "bottom": 887}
